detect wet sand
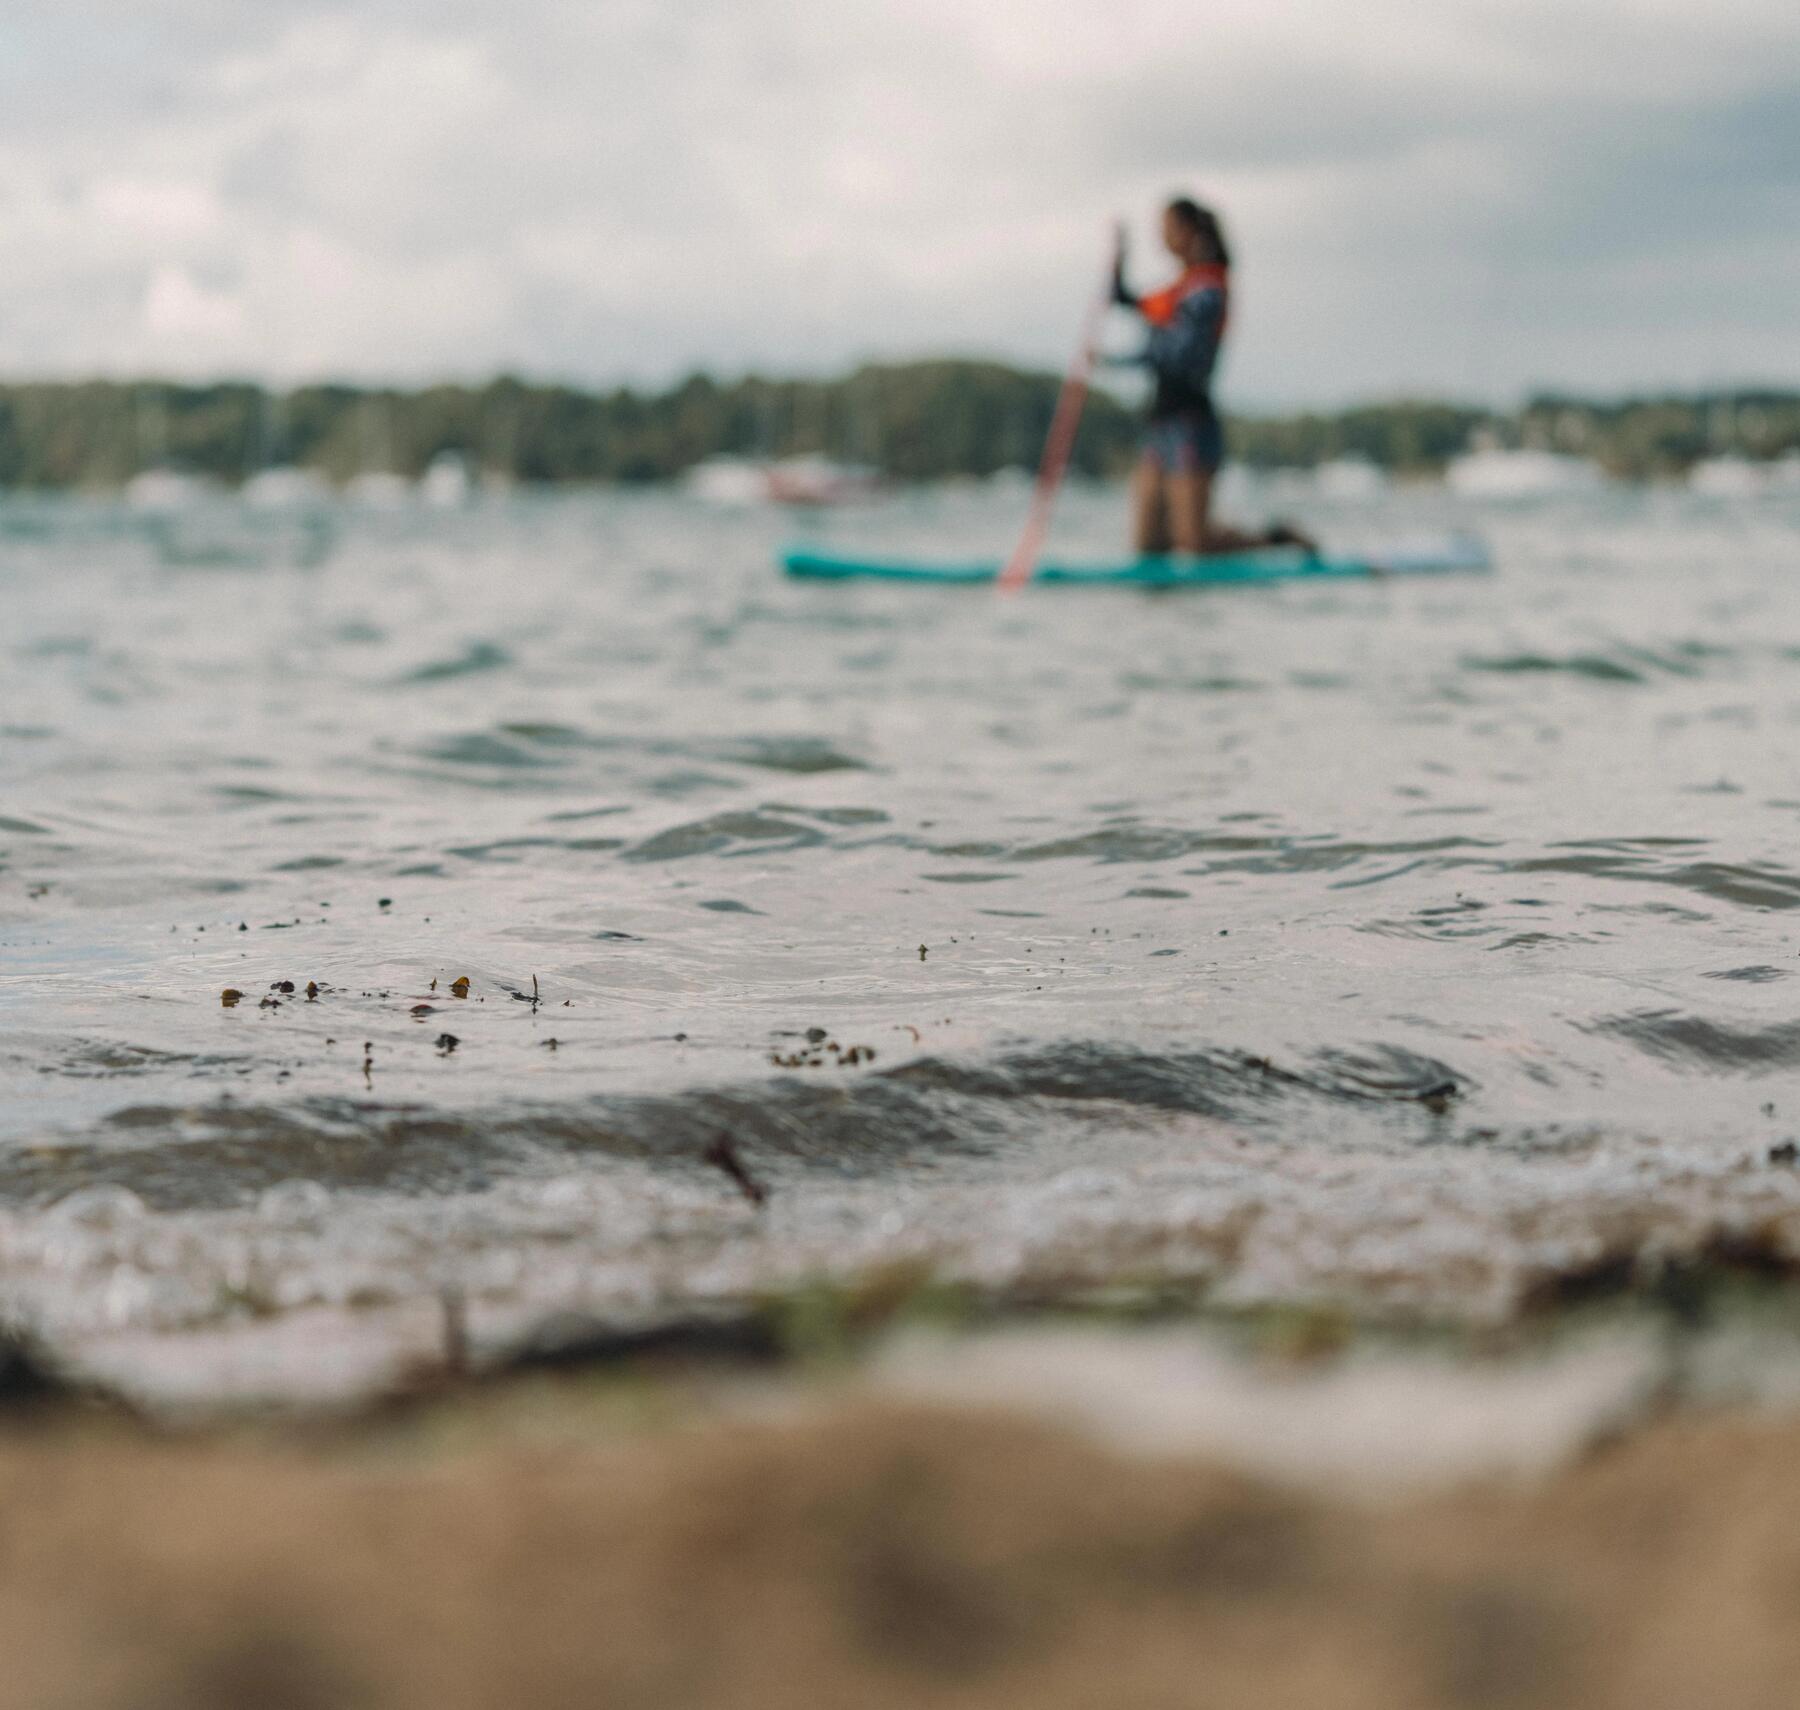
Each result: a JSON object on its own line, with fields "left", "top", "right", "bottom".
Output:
{"left": 7, "top": 1374, "right": 1800, "bottom": 1710}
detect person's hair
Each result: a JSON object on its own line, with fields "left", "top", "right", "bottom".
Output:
{"left": 1166, "top": 197, "right": 1230, "bottom": 267}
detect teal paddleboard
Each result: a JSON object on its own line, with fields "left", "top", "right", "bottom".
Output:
{"left": 782, "top": 539, "right": 1490, "bottom": 586}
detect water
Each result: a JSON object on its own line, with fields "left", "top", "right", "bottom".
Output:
{"left": 5, "top": 479, "right": 1800, "bottom": 1407}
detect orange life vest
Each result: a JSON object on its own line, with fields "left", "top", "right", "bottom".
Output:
{"left": 1138, "top": 263, "right": 1230, "bottom": 332}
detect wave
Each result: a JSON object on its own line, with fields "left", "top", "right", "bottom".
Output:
{"left": 0, "top": 1039, "right": 1470, "bottom": 1214}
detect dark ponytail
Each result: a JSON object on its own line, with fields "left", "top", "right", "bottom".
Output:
{"left": 1167, "top": 197, "right": 1230, "bottom": 268}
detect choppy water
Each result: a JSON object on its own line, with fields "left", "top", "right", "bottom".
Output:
{"left": 6, "top": 478, "right": 1800, "bottom": 1408}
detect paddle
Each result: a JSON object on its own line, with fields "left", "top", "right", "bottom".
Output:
{"left": 996, "top": 233, "right": 1117, "bottom": 595}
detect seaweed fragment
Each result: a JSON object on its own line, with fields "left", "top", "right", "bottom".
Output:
{"left": 704, "top": 1134, "right": 768, "bottom": 1206}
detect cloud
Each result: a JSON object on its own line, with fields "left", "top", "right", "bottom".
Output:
{"left": 0, "top": 0, "right": 1795, "bottom": 400}
{"left": 142, "top": 265, "right": 245, "bottom": 342}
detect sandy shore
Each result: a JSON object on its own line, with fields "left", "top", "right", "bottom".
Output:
{"left": 6, "top": 1366, "right": 1800, "bottom": 1710}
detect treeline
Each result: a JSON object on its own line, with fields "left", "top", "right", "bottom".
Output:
{"left": 0, "top": 365, "right": 1794, "bottom": 489}
{"left": 0, "top": 365, "right": 1139, "bottom": 490}
{"left": 1513, "top": 392, "right": 1800, "bottom": 477}
{"left": 1226, "top": 393, "right": 1800, "bottom": 476}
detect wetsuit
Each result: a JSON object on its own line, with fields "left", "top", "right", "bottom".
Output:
{"left": 1113, "top": 261, "right": 1228, "bottom": 474}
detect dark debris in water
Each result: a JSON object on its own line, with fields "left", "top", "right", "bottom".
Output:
{"left": 703, "top": 1134, "right": 768, "bottom": 1206}
{"left": 770, "top": 1033, "right": 877, "bottom": 1070}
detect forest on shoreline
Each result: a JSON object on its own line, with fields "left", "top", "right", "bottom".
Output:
{"left": 0, "top": 362, "right": 1794, "bottom": 490}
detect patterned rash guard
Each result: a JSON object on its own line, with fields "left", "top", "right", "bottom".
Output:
{"left": 1112, "top": 262, "right": 1229, "bottom": 421}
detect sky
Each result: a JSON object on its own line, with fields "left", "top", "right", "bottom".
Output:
{"left": 2, "top": 0, "right": 1797, "bottom": 405}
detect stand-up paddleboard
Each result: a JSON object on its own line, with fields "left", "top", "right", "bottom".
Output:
{"left": 782, "top": 537, "right": 1491, "bottom": 587}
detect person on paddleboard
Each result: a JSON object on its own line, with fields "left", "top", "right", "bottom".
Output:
{"left": 1111, "top": 197, "right": 1315, "bottom": 557}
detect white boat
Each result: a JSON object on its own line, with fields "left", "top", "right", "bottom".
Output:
{"left": 686, "top": 456, "right": 771, "bottom": 505}
{"left": 685, "top": 454, "right": 885, "bottom": 507}
{"left": 124, "top": 469, "right": 217, "bottom": 511}
{"left": 344, "top": 471, "right": 414, "bottom": 508}
{"left": 765, "top": 455, "right": 883, "bottom": 506}
{"left": 1444, "top": 448, "right": 1605, "bottom": 498}
{"left": 241, "top": 466, "right": 332, "bottom": 509}
{"left": 1313, "top": 457, "right": 1387, "bottom": 499}
{"left": 420, "top": 451, "right": 473, "bottom": 508}
{"left": 1688, "top": 456, "right": 1768, "bottom": 498}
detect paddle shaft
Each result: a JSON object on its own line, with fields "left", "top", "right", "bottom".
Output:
{"left": 997, "top": 265, "right": 1112, "bottom": 594}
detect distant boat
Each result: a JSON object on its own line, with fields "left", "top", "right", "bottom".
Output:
{"left": 686, "top": 454, "right": 884, "bottom": 507}
{"left": 765, "top": 456, "right": 883, "bottom": 506}
{"left": 344, "top": 471, "right": 414, "bottom": 508}
{"left": 1688, "top": 456, "right": 1768, "bottom": 498}
{"left": 420, "top": 451, "right": 473, "bottom": 508}
{"left": 685, "top": 456, "right": 771, "bottom": 505}
{"left": 124, "top": 469, "right": 217, "bottom": 511}
{"left": 241, "top": 465, "right": 332, "bottom": 509}
{"left": 1445, "top": 448, "right": 1604, "bottom": 498}
{"left": 1313, "top": 457, "right": 1387, "bottom": 500}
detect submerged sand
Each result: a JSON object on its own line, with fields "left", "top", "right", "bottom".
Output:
{"left": 6, "top": 1384, "right": 1800, "bottom": 1710}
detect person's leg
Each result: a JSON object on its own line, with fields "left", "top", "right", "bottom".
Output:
{"left": 1170, "top": 476, "right": 1309, "bottom": 555}
{"left": 1132, "top": 455, "right": 1170, "bottom": 554}
{"left": 1166, "top": 469, "right": 1214, "bottom": 554}
{"left": 1166, "top": 417, "right": 1254, "bottom": 554}
{"left": 1167, "top": 413, "right": 1320, "bottom": 555}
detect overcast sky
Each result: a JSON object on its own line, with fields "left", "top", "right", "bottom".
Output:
{"left": 3, "top": 0, "right": 1796, "bottom": 404}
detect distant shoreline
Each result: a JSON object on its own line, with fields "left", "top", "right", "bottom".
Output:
{"left": 1, "top": 364, "right": 1796, "bottom": 490}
